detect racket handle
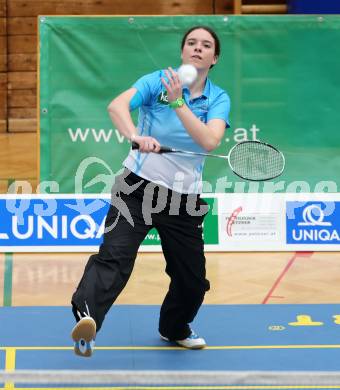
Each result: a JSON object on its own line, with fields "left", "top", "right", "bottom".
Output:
{"left": 131, "top": 141, "right": 174, "bottom": 153}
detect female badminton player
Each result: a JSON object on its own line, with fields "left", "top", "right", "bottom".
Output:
{"left": 71, "top": 25, "right": 230, "bottom": 357}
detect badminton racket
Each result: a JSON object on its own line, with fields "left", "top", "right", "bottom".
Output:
{"left": 132, "top": 140, "right": 285, "bottom": 181}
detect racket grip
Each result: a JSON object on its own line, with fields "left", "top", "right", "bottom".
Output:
{"left": 131, "top": 141, "right": 173, "bottom": 153}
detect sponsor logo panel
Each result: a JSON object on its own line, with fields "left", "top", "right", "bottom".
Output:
{"left": 286, "top": 201, "right": 340, "bottom": 244}
{"left": 220, "top": 206, "right": 280, "bottom": 242}
{"left": 0, "top": 195, "right": 219, "bottom": 250}
{"left": 0, "top": 197, "right": 110, "bottom": 247}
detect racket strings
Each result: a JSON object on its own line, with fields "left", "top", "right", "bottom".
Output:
{"left": 228, "top": 142, "right": 285, "bottom": 181}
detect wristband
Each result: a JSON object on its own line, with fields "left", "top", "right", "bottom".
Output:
{"left": 169, "top": 98, "right": 185, "bottom": 109}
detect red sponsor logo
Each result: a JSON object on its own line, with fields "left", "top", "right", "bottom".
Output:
{"left": 226, "top": 206, "right": 242, "bottom": 237}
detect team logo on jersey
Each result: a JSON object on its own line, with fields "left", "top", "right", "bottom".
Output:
{"left": 157, "top": 90, "right": 169, "bottom": 105}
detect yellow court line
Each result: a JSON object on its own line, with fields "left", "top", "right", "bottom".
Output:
{"left": 2, "top": 344, "right": 340, "bottom": 351}
{"left": 4, "top": 347, "right": 16, "bottom": 390}
{"left": 8, "top": 386, "right": 340, "bottom": 390}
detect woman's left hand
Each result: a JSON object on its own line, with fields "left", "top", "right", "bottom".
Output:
{"left": 161, "top": 67, "right": 183, "bottom": 103}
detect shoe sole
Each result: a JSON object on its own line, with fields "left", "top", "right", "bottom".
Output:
{"left": 71, "top": 318, "right": 96, "bottom": 357}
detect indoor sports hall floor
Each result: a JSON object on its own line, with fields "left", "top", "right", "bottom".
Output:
{"left": 2, "top": 251, "right": 340, "bottom": 390}
{"left": 2, "top": 133, "right": 340, "bottom": 389}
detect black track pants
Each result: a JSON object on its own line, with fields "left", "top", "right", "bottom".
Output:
{"left": 71, "top": 170, "right": 210, "bottom": 340}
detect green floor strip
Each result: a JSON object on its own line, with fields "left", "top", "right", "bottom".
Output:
{"left": 3, "top": 253, "right": 13, "bottom": 306}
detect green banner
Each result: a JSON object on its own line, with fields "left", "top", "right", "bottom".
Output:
{"left": 39, "top": 15, "right": 340, "bottom": 194}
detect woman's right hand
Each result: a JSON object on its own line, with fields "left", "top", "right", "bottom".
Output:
{"left": 132, "top": 135, "right": 161, "bottom": 153}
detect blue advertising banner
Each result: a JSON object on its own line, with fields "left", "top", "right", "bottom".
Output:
{"left": 286, "top": 201, "right": 340, "bottom": 244}
{"left": 0, "top": 195, "right": 218, "bottom": 252}
{"left": 0, "top": 196, "right": 110, "bottom": 249}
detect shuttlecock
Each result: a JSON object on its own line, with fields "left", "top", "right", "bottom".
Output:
{"left": 177, "top": 64, "right": 198, "bottom": 86}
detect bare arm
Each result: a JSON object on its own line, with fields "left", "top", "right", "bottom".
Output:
{"left": 173, "top": 107, "right": 226, "bottom": 152}
{"left": 107, "top": 88, "right": 160, "bottom": 153}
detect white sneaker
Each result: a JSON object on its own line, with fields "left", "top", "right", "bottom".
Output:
{"left": 160, "top": 331, "right": 206, "bottom": 350}
{"left": 71, "top": 316, "right": 96, "bottom": 357}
